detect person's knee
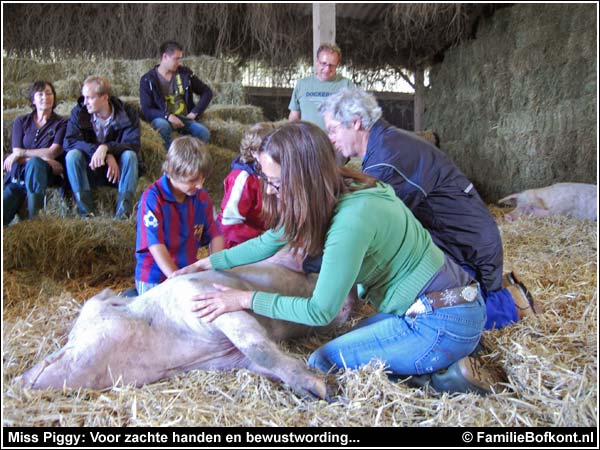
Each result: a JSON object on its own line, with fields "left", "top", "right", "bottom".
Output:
{"left": 188, "top": 123, "right": 210, "bottom": 143}
{"left": 24, "top": 157, "right": 49, "bottom": 189}
{"left": 120, "top": 150, "right": 138, "bottom": 167}
{"left": 24, "top": 157, "right": 46, "bottom": 172}
{"left": 151, "top": 118, "right": 172, "bottom": 134}
{"left": 65, "top": 150, "right": 87, "bottom": 167}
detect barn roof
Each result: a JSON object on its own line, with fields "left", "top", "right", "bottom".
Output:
{"left": 2, "top": 3, "right": 508, "bottom": 71}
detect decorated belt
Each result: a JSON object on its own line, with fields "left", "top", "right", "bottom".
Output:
{"left": 405, "top": 283, "right": 480, "bottom": 318}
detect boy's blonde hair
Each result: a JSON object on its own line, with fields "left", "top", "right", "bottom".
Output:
{"left": 162, "top": 136, "right": 212, "bottom": 181}
{"left": 239, "top": 122, "right": 278, "bottom": 163}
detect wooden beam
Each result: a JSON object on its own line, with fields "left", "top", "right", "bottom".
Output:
{"left": 413, "top": 68, "right": 425, "bottom": 132}
{"left": 313, "top": 3, "right": 336, "bottom": 67}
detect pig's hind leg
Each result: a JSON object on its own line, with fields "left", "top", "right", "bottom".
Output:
{"left": 212, "top": 311, "right": 328, "bottom": 400}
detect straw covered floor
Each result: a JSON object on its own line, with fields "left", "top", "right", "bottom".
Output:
{"left": 2, "top": 206, "right": 597, "bottom": 427}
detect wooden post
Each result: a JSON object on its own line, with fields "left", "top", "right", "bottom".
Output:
{"left": 413, "top": 68, "right": 425, "bottom": 131}
{"left": 313, "top": 3, "right": 336, "bottom": 68}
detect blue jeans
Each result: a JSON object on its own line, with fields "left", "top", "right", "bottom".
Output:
{"left": 151, "top": 116, "right": 210, "bottom": 150}
{"left": 65, "top": 149, "right": 138, "bottom": 194}
{"left": 308, "top": 294, "right": 486, "bottom": 376}
{"left": 3, "top": 157, "right": 56, "bottom": 225}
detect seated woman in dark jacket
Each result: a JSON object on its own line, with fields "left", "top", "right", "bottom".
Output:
{"left": 3, "top": 80, "right": 67, "bottom": 225}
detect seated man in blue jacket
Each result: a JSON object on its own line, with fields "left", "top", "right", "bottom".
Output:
{"left": 140, "top": 40, "right": 212, "bottom": 150}
{"left": 318, "top": 87, "right": 537, "bottom": 330}
{"left": 64, "top": 76, "right": 140, "bottom": 219}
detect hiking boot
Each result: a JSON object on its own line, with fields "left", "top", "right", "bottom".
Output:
{"left": 502, "top": 272, "right": 515, "bottom": 288}
{"left": 507, "top": 285, "right": 539, "bottom": 320}
{"left": 503, "top": 271, "right": 540, "bottom": 320}
{"left": 431, "top": 355, "right": 506, "bottom": 396}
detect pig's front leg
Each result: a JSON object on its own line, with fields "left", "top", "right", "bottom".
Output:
{"left": 212, "top": 311, "right": 328, "bottom": 400}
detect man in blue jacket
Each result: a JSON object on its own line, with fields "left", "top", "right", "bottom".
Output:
{"left": 140, "top": 41, "right": 212, "bottom": 150}
{"left": 319, "top": 88, "right": 538, "bottom": 330}
{"left": 64, "top": 76, "right": 140, "bottom": 219}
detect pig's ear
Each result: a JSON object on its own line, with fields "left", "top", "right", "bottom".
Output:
{"left": 91, "top": 288, "right": 117, "bottom": 301}
{"left": 498, "top": 193, "right": 518, "bottom": 206}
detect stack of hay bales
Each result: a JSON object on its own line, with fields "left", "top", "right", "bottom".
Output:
{"left": 414, "top": 130, "right": 440, "bottom": 147}
{"left": 2, "top": 55, "right": 265, "bottom": 217}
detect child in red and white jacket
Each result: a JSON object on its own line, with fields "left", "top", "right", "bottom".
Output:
{"left": 218, "top": 122, "right": 277, "bottom": 248}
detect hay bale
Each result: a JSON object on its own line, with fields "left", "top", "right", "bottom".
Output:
{"left": 53, "top": 100, "right": 78, "bottom": 118}
{"left": 2, "top": 82, "right": 31, "bottom": 109}
{"left": 205, "top": 118, "right": 248, "bottom": 152}
{"left": 139, "top": 120, "right": 166, "bottom": 180}
{"left": 121, "top": 96, "right": 142, "bottom": 117}
{"left": 3, "top": 55, "right": 242, "bottom": 104}
{"left": 3, "top": 216, "right": 136, "bottom": 284}
{"left": 3, "top": 108, "right": 29, "bottom": 154}
{"left": 2, "top": 58, "right": 66, "bottom": 84}
{"left": 210, "top": 81, "right": 246, "bottom": 105}
{"left": 204, "top": 104, "right": 264, "bottom": 124}
{"left": 205, "top": 144, "right": 238, "bottom": 208}
{"left": 3, "top": 97, "right": 30, "bottom": 110}
{"left": 53, "top": 78, "right": 83, "bottom": 101}
{"left": 183, "top": 56, "right": 241, "bottom": 84}
{"left": 414, "top": 130, "right": 440, "bottom": 147}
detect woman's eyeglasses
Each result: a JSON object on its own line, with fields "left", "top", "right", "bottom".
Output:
{"left": 256, "top": 169, "right": 280, "bottom": 192}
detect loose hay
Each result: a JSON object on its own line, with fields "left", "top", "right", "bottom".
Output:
{"left": 2, "top": 208, "right": 597, "bottom": 427}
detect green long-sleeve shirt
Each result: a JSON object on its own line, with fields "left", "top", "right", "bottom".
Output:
{"left": 210, "top": 182, "right": 444, "bottom": 326}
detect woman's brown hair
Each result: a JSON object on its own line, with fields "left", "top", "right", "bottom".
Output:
{"left": 258, "top": 121, "right": 376, "bottom": 257}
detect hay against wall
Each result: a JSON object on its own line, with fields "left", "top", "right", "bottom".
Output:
{"left": 2, "top": 210, "right": 597, "bottom": 426}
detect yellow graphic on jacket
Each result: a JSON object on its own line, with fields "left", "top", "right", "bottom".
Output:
{"left": 165, "top": 74, "right": 186, "bottom": 115}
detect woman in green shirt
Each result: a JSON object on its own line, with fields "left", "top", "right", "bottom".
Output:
{"left": 174, "top": 121, "right": 488, "bottom": 393}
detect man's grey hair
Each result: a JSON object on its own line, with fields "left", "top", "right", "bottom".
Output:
{"left": 318, "top": 88, "right": 382, "bottom": 130}
{"left": 317, "top": 43, "right": 341, "bottom": 60}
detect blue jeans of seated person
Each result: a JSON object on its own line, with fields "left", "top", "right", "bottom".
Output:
{"left": 3, "top": 157, "right": 58, "bottom": 226}
{"left": 151, "top": 116, "right": 210, "bottom": 150}
{"left": 65, "top": 149, "right": 138, "bottom": 211}
{"left": 308, "top": 258, "right": 486, "bottom": 376}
